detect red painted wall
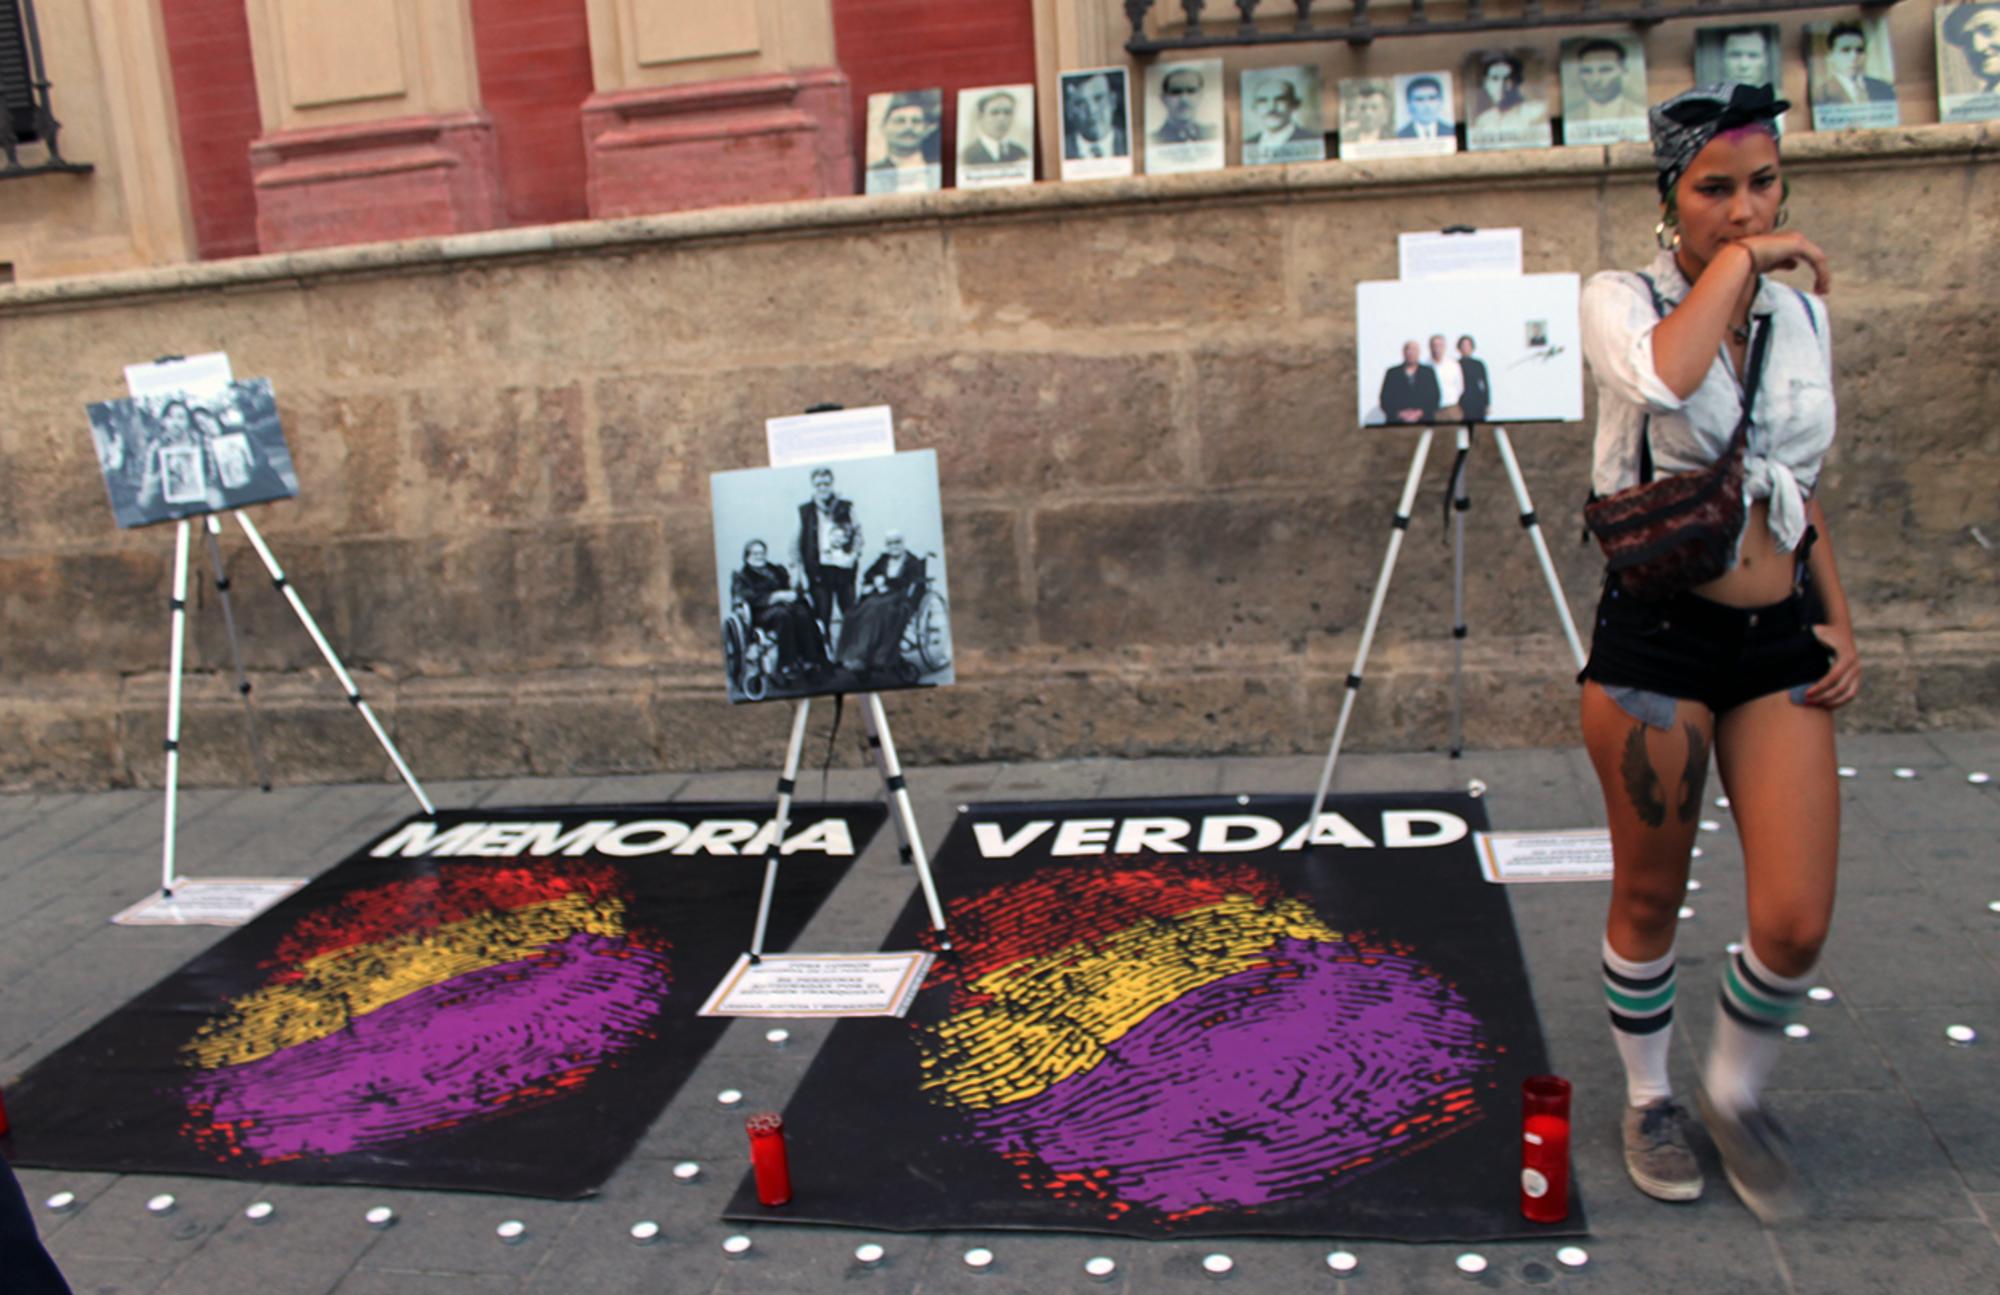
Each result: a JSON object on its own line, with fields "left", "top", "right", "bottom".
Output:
{"left": 832, "top": 0, "right": 1039, "bottom": 184}
{"left": 160, "top": 0, "right": 263, "bottom": 260}
{"left": 469, "top": 0, "right": 594, "bottom": 228}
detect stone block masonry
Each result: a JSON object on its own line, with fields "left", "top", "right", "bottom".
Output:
{"left": 0, "top": 126, "right": 1994, "bottom": 788}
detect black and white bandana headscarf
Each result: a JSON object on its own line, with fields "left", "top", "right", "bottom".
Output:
{"left": 1650, "top": 83, "right": 1790, "bottom": 200}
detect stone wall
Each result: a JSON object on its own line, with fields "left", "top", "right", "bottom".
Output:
{"left": 2, "top": 125, "right": 1995, "bottom": 789}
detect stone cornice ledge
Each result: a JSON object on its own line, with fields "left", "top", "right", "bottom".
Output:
{"left": 4, "top": 121, "right": 1991, "bottom": 314}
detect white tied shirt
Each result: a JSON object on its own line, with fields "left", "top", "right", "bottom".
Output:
{"left": 1580, "top": 250, "right": 1835, "bottom": 558}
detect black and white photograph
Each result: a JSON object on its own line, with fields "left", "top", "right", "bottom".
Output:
{"left": 1463, "top": 49, "right": 1553, "bottom": 152}
{"left": 1559, "top": 35, "right": 1650, "bottom": 145}
{"left": 864, "top": 88, "right": 944, "bottom": 196}
{"left": 1059, "top": 66, "right": 1134, "bottom": 180}
{"left": 954, "top": 83, "right": 1035, "bottom": 189}
{"left": 1807, "top": 18, "right": 1900, "bottom": 131}
{"left": 711, "top": 450, "right": 954, "bottom": 704}
{"left": 86, "top": 378, "right": 300, "bottom": 529}
{"left": 1937, "top": 3, "right": 2000, "bottom": 123}
{"left": 1144, "top": 59, "right": 1225, "bottom": 175}
{"left": 1695, "top": 25, "right": 1784, "bottom": 131}
{"left": 1240, "top": 65, "right": 1325, "bottom": 165}
{"left": 1355, "top": 275, "right": 1583, "bottom": 427}
{"left": 1337, "top": 77, "right": 1396, "bottom": 159}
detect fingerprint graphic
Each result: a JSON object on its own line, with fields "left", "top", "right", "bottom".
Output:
{"left": 178, "top": 864, "right": 672, "bottom": 1165}
{"left": 916, "top": 863, "right": 1492, "bottom": 1218}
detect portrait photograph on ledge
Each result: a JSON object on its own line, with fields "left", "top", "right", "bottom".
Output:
{"left": 1936, "top": 3, "right": 2000, "bottom": 123}
{"left": 86, "top": 378, "right": 300, "bottom": 529}
{"left": 954, "top": 83, "right": 1036, "bottom": 190}
{"left": 1695, "top": 24, "right": 1785, "bottom": 131}
{"left": 864, "top": 89, "right": 944, "bottom": 196}
{"left": 711, "top": 450, "right": 954, "bottom": 704}
{"left": 1355, "top": 275, "right": 1583, "bottom": 428}
{"left": 1144, "top": 58, "right": 1225, "bottom": 175}
{"left": 1463, "top": 49, "right": 1553, "bottom": 153}
{"left": 1059, "top": 67, "right": 1135, "bottom": 180}
{"left": 1807, "top": 17, "right": 1901, "bottom": 131}
{"left": 1241, "top": 65, "right": 1326, "bottom": 165}
{"left": 1559, "top": 35, "right": 1650, "bottom": 145}
{"left": 1336, "top": 77, "right": 1396, "bottom": 159}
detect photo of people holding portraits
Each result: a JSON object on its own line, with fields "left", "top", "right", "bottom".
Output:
{"left": 85, "top": 379, "right": 300, "bottom": 529}
{"left": 1464, "top": 49, "right": 1552, "bottom": 152}
{"left": 1936, "top": 3, "right": 2000, "bottom": 123}
{"left": 1807, "top": 18, "right": 1900, "bottom": 131}
{"left": 864, "top": 89, "right": 944, "bottom": 196}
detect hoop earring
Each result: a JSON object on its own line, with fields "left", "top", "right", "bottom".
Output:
{"left": 1774, "top": 204, "right": 1789, "bottom": 229}
{"left": 1654, "top": 218, "right": 1680, "bottom": 252}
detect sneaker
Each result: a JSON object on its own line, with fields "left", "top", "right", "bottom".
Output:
{"left": 1622, "top": 1098, "right": 1703, "bottom": 1201}
{"left": 1696, "top": 1087, "right": 1801, "bottom": 1225}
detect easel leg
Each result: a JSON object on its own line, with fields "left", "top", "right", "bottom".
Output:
{"left": 864, "top": 693, "right": 951, "bottom": 951}
{"left": 1449, "top": 426, "right": 1472, "bottom": 759}
{"left": 1490, "top": 428, "right": 1587, "bottom": 670}
{"left": 1309, "top": 428, "right": 1435, "bottom": 828}
{"left": 748, "top": 699, "right": 813, "bottom": 961}
{"left": 204, "top": 516, "right": 273, "bottom": 792}
{"left": 231, "top": 510, "right": 436, "bottom": 814}
{"left": 862, "top": 700, "right": 915, "bottom": 869}
{"left": 160, "top": 521, "right": 193, "bottom": 897}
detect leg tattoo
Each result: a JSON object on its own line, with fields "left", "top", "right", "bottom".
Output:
{"left": 1677, "top": 721, "right": 1709, "bottom": 825}
{"left": 1621, "top": 725, "right": 1668, "bottom": 829}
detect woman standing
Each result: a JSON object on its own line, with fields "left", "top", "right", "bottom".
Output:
{"left": 1577, "top": 84, "right": 1859, "bottom": 1223}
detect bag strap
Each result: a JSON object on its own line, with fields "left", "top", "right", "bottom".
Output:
{"left": 1634, "top": 272, "right": 1665, "bottom": 483}
{"left": 1729, "top": 311, "right": 1777, "bottom": 451}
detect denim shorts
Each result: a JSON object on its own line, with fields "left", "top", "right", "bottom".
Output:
{"left": 1579, "top": 574, "right": 1832, "bottom": 727}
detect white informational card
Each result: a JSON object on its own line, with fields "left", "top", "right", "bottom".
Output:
{"left": 1399, "top": 228, "right": 1524, "bottom": 282}
{"left": 699, "top": 951, "right": 936, "bottom": 1017}
{"left": 1475, "top": 829, "right": 1613, "bottom": 883}
{"left": 124, "top": 352, "right": 233, "bottom": 400}
{"left": 764, "top": 405, "right": 897, "bottom": 468}
{"left": 111, "top": 877, "right": 306, "bottom": 926}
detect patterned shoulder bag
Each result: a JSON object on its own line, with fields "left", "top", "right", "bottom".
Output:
{"left": 1582, "top": 275, "right": 1775, "bottom": 601}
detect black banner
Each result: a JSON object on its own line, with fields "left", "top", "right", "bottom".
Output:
{"left": 728, "top": 793, "right": 1585, "bottom": 1240}
{"left": 1, "top": 802, "right": 884, "bottom": 1199}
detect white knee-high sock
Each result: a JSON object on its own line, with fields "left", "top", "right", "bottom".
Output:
{"left": 1603, "top": 935, "right": 1677, "bottom": 1108}
{"left": 1703, "top": 939, "right": 1815, "bottom": 1116}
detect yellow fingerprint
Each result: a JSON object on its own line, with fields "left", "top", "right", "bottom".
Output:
{"left": 182, "top": 894, "right": 626, "bottom": 1069}
{"left": 919, "top": 895, "right": 1338, "bottom": 1110}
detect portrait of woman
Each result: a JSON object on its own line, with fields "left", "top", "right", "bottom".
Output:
{"left": 1577, "top": 84, "right": 1857, "bottom": 1224}
{"left": 837, "top": 529, "right": 922, "bottom": 674}
{"left": 731, "top": 540, "right": 826, "bottom": 686}
{"left": 1465, "top": 50, "right": 1551, "bottom": 151}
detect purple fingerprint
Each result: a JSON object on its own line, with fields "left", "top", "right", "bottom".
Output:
{"left": 182, "top": 932, "right": 671, "bottom": 1162}
{"left": 966, "top": 937, "right": 1489, "bottom": 1213}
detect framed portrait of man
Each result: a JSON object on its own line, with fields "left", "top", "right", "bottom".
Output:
{"left": 1559, "top": 35, "right": 1649, "bottom": 145}
{"left": 1806, "top": 18, "right": 1900, "bottom": 131}
{"left": 955, "top": 84, "right": 1036, "bottom": 190}
{"left": 1463, "top": 49, "right": 1553, "bottom": 152}
{"left": 864, "top": 89, "right": 944, "bottom": 195}
{"left": 1937, "top": 3, "right": 2000, "bottom": 123}
{"left": 1145, "top": 59, "right": 1226, "bottom": 174}
{"left": 1241, "top": 65, "right": 1326, "bottom": 165}
{"left": 1059, "top": 67, "right": 1134, "bottom": 180}
{"left": 1393, "top": 72, "right": 1457, "bottom": 152}
{"left": 1337, "top": 77, "right": 1395, "bottom": 160}
{"left": 1694, "top": 25, "right": 1785, "bottom": 132}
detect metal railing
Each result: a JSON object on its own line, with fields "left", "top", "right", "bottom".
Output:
{"left": 1, "top": 0, "right": 91, "bottom": 179}
{"left": 1124, "top": 0, "right": 1902, "bottom": 53}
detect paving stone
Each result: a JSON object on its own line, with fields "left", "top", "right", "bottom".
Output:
{"left": 1774, "top": 1219, "right": 2000, "bottom": 1294}
{"left": 1855, "top": 1006, "right": 2000, "bottom": 1194}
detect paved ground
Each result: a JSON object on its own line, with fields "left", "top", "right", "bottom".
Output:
{"left": 2, "top": 730, "right": 1995, "bottom": 1294}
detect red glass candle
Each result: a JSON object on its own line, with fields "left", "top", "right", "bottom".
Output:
{"left": 746, "top": 1112, "right": 792, "bottom": 1207}
{"left": 1520, "top": 1074, "right": 1571, "bottom": 1223}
